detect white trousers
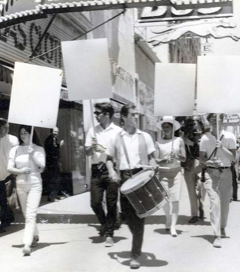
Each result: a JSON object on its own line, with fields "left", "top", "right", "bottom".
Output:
{"left": 17, "top": 181, "right": 42, "bottom": 245}
{"left": 204, "top": 168, "right": 232, "bottom": 237}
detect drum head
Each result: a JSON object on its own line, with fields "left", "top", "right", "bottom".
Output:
{"left": 121, "top": 169, "right": 154, "bottom": 193}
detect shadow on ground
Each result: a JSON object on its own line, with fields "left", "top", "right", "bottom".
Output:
{"left": 154, "top": 228, "right": 184, "bottom": 236}
{"left": 145, "top": 215, "right": 211, "bottom": 226}
{"left": 12, "top": 242, "right": 68, "bottom": 255}
{"left": 108, "top": 251, "right": 168, "bottom": 268}
{"left": 89, "top": 235, "right": 127, "bottom": 244}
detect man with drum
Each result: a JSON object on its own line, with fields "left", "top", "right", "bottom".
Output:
{"left": 199, "top": 113, "right": 236, "bottom": 248}
{"left": 106, "top": 104, "right": 156, "bottom": 269}
{"left": 85, "top": 102, "right": 121, "bottom": 247}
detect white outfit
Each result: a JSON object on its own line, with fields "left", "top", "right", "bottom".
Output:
{"left": 155, "top": 137, "right": 184, "bottom": 202}
{"left": 200, "top": 131, "right": 236, "bottom": 236}
{"left": 8, "top": 144, "right": 45, "bottom": 245}
{"left": 0, "top": 134, "right": 19, "bottom": 180}
{"left": 85, "top": 122, "right": 121, "bottom": 164}
{"left": 106, "top": 129, "right": 155, "bottom": 170}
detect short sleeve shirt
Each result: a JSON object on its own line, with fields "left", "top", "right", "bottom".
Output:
{"left": 106, "top": 129, "right": 155, "bottom": 170}
{"left": 0, "top": 134, "right": 19, "bottom": 180}
{"left": 85, "top": 122, "right": 122, "bottom": 164}
{"left": 200, "top": 131, "right": 236, "bottom": 167}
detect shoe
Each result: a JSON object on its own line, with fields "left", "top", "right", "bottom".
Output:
{"left": 23, "top": 245, "right": 31, "bottom": 256}
{"left": 170, "top": 228, "right": 178, "bottom": 237}
{"left": 105, "top": 237, "right": 114, "bottom": 247}
{"left": 0, "top": 226, "right": 6, "bottom": 233}
{"left": 213, "top": 237, "right": 221, "bottom": 248}
{"left": 221, "top": 228, "right": 226, "bottom": 238}
{"left": 188, "top": 216, "right": 199, "bottom": 224}
{"left": 47, "top": 196, "right": 55, "bottom": 202}
{"left": 31, "top": 236, "right": 39, "bottom": 247}
{"left": 99, "top": 224, "right": 106, "bottom": 236}
{"left": 130, "top": 257, "right": 140, "bottom": 269}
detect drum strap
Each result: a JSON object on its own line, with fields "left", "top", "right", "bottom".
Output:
{"left": 116, "top": 132, "right": 148, "bottom": 176}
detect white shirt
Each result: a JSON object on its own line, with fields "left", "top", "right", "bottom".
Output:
{"left": 85, "top": 122, "right": 122, "bottom": 164}
{"left": 200, "top": 131, "right": 236, "bottom": 167}
{"left": 0, "top": 134, "right": 19, "bottom": 180}
{"left": 8, "top": 144, "right": 45, "bottom": 184}
{"left": 106, "top": 129, "right": 155, "bottom": 170}
{"left": 156, "top": 137, "right": 182, "bottom": 168}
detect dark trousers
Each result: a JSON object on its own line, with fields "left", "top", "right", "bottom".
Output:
{"left": 90, "top": 164, "right": 119, "bottom": 237}
{"left": 47, "top": 166, "right": 60, "bottom": 198}
{"left": 120, "top": 169, "right": 144, "bottom": 258}
{"left": 0, "top": 180, "right": 14, "bottom": 227}
{"left": 231, "top": 164, "right": 238, "bottom": 201}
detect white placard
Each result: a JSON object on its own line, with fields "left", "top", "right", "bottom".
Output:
{"left": 154, "top": 63, "right": 196, "bottom": 116}
{"left": 62, "top": 39, "right": 112, "bottom": 101}
{"left": 197, "top": 56, "right": 240, "bottom": 113}
{"left": 8, "top": 62, "right": 62, "bottom": 128}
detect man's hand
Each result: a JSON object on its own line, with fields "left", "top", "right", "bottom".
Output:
{"left": 205, "top": 158, "right": 222, "bottom": 168}
{"left": 92, "top": 137, "right": 106, "bottom": 153}
{"left": 109, "top": 169, "right": 120, "bottom": 184}
{"left": 216, "top": 140, "right": 222, "bottom": 149}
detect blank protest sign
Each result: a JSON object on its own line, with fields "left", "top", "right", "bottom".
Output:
{"left": 197, "top": 56, "right": 240, "bottom": 113}
{"left": 8, "top": 62, "right": 63, "bottom": 128}
{"left": 154, "top": 63, "right": 196, "bottom": 116}
{"left": 62, "top": 39, "right": 112, "bottom": 101}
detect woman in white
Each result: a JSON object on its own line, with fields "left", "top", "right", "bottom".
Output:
{"left": 154, "top": 116, "right": 186, "bottom": 237}
{"left": 8, "top": 125, "right": 45, "bottom": 256}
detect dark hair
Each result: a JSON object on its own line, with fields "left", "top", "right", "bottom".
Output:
{"left": 94, "top": 102, "right": 114, "bottom": 119}
{"left": 161, "top": 122, "right": 173, "bottom": 128}
{"left": 120, "top": 104, "right": 136, "bottom": 126}
{"left": 0, "top": 118, "right": 8, "bottom": 128}
{"left": 18, "top": 125, "right": 42, "bottom": 146}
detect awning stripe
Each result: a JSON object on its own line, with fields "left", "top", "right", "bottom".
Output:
{"left": 0, "top": 0, "right": 233, "bottom": 29}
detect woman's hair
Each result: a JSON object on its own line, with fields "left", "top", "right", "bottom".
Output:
{"left": 18, "top": 125, "right": 42, "bottom": 146}
{"left": 161, "top": 122, "right": 173, "bottom": 129}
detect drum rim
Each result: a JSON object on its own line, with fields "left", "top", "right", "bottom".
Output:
{"left": 137, "top": 197, "right": 169, "bottom": 218}
{"left": 121, "top": 169, "right": 154, "bottom": 194}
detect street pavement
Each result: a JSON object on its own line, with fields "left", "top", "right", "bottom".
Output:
{"left": 1, "top": 180, "right": 240, "bottom": 272}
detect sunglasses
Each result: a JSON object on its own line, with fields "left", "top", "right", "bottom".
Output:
{"left": 94, "top": 111, "right": 103, "bottom": 116}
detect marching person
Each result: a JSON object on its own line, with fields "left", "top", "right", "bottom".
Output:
{"left": 8, "top": 125, "right": 45, "bottom": 256}
{"left": 45, "top": 127, "right": 64, "bottom": 202}
{"left": 106, "top": 104, "right": 156, "bottom": 269}
{"left": 154, "top": 116, "right": 186, "bottom": 237}
{"left": 181, "top": 116, "right": 205, "bottom": 223}
{"left": 199, "top": 113, "right": 236, "bottom": 248}
{"left": 85, "top": 102, "right": 121, "bottom": 247}
{"left": 0, "top": 118, "right": 19, "bottom": 233}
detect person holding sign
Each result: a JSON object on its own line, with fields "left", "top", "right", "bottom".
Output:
{"left": 199, "top": 114, "right": 236, "bottom": 248}
{"left": 106, "top": 104, "right": 156, "bottom": 269}
{"left": 0, "top": 118, "right": 19, "bottom": 233}
{"left": 154, "top": 116, "right": 186, "bottom": 237}
{"left": 8, "top": 125, "right": 45, "bottom": 256}
{"left": 85, "top": 102, "right": 121, "bottom": 247}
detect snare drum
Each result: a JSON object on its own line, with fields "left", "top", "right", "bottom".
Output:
{"left": 120, "top": 169, "right": 169, "bottom": 218}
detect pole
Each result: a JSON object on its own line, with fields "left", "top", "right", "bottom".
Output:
{"left": 89, "top": 100, "right": 96, "bottom": 137}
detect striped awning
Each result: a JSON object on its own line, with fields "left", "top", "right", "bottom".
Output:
{"left": 0, "top": 0, "right": 233, "bottom": 29}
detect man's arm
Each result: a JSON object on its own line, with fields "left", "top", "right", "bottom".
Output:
{"left": 106, "top": 155, "right": 119, "bottom": 183}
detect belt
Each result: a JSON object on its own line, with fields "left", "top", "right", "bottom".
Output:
{"left": 207, "top": 166, "right": 230, "bottom": 169}
{"left": 120, "top": 168, "right": 143, "bottom": 175}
